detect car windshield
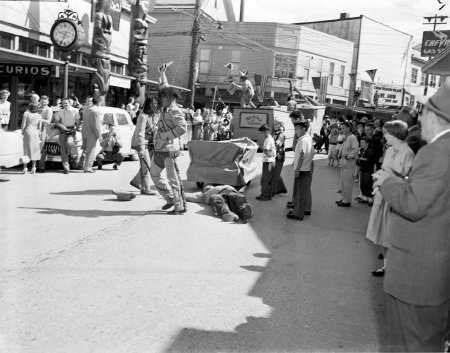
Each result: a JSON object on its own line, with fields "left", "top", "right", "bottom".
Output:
{"left": 103, "top": 113, "right": 114, "bottom": 125}
{"left": 117, "top": 113, "right": 128, "bottom": 125}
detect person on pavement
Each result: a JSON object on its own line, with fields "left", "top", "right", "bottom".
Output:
{"left": 372, "top": 79, "right": 450, "bottom": 352}
{"left": 185, "top": 185, "right": 254, "bottom": 224}
{"left": 21, "top": 102, "right": 42, "bottom": 174}
{"left": 150, "top": 63, "right": 187, "bottom": 215}
{"left": 36, "top": 95, "right": 53, "bottom": 173}
{"left": 336, "top": 121, "right": 359, "bottom": 207}
{"left": 0, "top": 89, "right": 11, "bottom": 131}
{"left": 256, "top": 124, "right": 276, "bottom": 201}
{"left": 394, "top": 106, "right": 426, "bottom": 154}
{"left": 287, "top": 116, "right": 315, "bottom": 220}
{"left": 130, "top": 96, "right": 158, "bottom": 195}
{"left": 271, "top": 119, "right": 287, "bottom": 196}
{"left": 365, "top": 120, "right": 414, "bottom": 277}
{"left": 53, "top": 98, "right": 81, "bottom": 174}
{"left": 96, "top": 124, "right": 125, "bottom": 170}
{"left": 78, "top": 96, "right": 102, "bottom": 173}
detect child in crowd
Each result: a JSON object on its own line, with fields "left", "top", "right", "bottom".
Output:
{"left": 328, "top": 124, "right": 339, "bottom": 166}
{"left": 356, "top": 137, "right": 376, "bottom": 204}
{"left": 256, "top": 124, "right": 276, "bottom": 201}
{"left": 335, "top": 127, "right": 345, "bottom": 167}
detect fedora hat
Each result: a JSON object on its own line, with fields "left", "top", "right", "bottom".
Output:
{"left": 424, "top": 77, "right": 450, "bottom": 122}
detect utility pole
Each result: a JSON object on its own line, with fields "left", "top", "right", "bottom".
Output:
{"left": 188, "top": 0, "right": 201, "bottom": 108}
{"left": 422, "top": 15, "right": 448, "bottom": 96}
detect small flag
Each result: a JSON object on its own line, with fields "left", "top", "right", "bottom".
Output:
{"left": 254, "top": 74, "right": 269, "bottom": 102}
{"left": 224, "top": 63, "right": 233, "bottom": 70}
{"left": 366, "top": 69, "right": 377, "bottom": 82}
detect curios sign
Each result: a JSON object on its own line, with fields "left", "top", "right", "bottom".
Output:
{"left": 0, "top": 64, "right": 51, "bottom": 77}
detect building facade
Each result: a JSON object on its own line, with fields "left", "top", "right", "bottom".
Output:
{"left": 0, "top": 0, "right": 156, "bottom": 130}
{"left": 298, "top": 13, "right": 414, "bottom": 108}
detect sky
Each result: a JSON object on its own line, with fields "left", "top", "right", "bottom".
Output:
{"left": 230, "top": 0, "right": 450, "bottom": 43}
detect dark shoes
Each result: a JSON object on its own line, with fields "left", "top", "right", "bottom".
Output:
{"left": 97, "top": 165, "right": 102, "bottom": 170}
{"left": 256, "top": 195, "right": 272, "bottom": 201}
{"left": 63, "top": 170, "right": 69, "bottom": 174}
{"left": 372, "top": 268, "right": 385, "bottom": 277}
{"left": 36, "top": 169, "right": 45, "bottom": 173}
{"left": 113, "top": 164, "right": 118, "bottom": 170}
{"left": 286, "top": 212, "right": 303, "bottom": 221}
{"left": 162, "top": 201, "right": 174, "bottom": 210}
{"left": 336, "top": 200, "right": 351, "bottom": 207}
{"left": 167, "top": 209, "right": 184, "bottom": 215}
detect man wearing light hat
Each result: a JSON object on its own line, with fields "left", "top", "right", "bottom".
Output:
{"left": 373, "top": 78, "right": 450, "bottom": 352}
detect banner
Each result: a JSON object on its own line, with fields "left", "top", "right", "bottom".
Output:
{"left": 366, "top": 69, "right": 377, "bottom": 82}
{"left": 319, "top": 76, "right": 328, "bottom": 104}
{"left": 311, "top": 76, "right": 321, "bottom": 90}
{"left": 254, "top": 74, "right": 269, "bottom": 103}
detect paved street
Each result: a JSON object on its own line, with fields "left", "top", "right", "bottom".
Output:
{"left": 0, "top": 152, "right": 386, "bottom": 353}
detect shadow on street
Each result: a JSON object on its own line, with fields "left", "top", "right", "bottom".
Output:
{"left": 164, "top": 158, "right": 387, "bottom": 352}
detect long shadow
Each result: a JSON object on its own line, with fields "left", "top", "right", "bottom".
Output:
{"left": 17, "top": 207, "right": 148, "bottom": 218}
{"left": 50, "top": 189, "right": 114, "bottom": 196}
{"left": 165, "top": 157, "right": 386, "bottom": 352}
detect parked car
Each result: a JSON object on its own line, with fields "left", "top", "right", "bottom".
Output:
{"left": 44, "top": 107, "right": 138, "bottom": 166}
{"left": 0, "top": 130, "right": 24, "bottom": 168}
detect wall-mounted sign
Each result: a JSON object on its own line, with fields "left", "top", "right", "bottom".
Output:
{"left": 0, "top": 64, "right": 51, "bottom": 77}
{"left": 421, "top": 31, "right": 450, "bottom": 57}
{"left": 239, "top": 112, "right": 268, "bottom": 128}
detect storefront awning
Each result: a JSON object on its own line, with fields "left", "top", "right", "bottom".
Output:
{"left": 422, "top": 46, "right": 450, "bottom": 75}
{"left": 0, "top": 47, "right": 63, "bottom": 66}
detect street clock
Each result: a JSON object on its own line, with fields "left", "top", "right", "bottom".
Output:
{"left": 50, "top": 8, "right": 85, "bottom": 52}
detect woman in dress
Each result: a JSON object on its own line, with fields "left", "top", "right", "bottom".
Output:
{"left": 21, "top": 102, "right": 42, "bottom": 174}
{"left": 365, "top": 120, "right": 415, "bottom": 276}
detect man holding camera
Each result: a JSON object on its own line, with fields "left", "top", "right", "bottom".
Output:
{"left": 96, "top": 124, "right": 125, "bottom": 170}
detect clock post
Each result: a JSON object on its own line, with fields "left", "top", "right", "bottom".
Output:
{"left": 50, "top": 7, "right": 85, "bottom": 98}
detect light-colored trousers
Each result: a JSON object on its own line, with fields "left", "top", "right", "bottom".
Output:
{"left": 58, "top": 133, "right": 75, "bottom": 171}
{"left": 130, "top": 148, "right": 152, "bottom": 192}
{"left": 339, "top": 158, "right": 356, "bottom": 203}
{"left": 150, "top": 155, "right": 183, "bottom": 211}
{"left": 78, "top": 138, "right": 98, "bottom": 171}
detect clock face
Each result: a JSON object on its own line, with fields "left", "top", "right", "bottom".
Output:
{"left": 51, "top": 20, "right": 77, "bottom": 48}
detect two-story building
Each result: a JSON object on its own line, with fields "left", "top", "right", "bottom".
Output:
{"left": 298, "top": 13, "right": 414, "bottom": 108}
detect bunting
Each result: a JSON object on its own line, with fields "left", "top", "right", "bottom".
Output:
{"left": 254, "top": 74, "right": 269, "bottom": 103}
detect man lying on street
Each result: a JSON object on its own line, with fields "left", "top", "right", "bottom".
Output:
{"left": 185, "top": 185, "right": 254, "bottom": 224}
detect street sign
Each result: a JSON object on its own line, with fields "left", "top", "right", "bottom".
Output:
{"left": 421, "top": 30, "right": 450, "bottom": 56}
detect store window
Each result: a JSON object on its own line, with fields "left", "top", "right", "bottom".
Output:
{"left": 274, "top": 54, "right": 296, "bottom": 78}
{"left": 329, "top": 62, "right": 335, "bottom": 86}
{"left": 317, "top": 59, "right": 323, "bottom": 77}
{"left": 230, "top": 50, "right": 241, "bottom": 75}
{"left": 111, "top": 61, "right": 124, "bottom": 75}
{"left": 0, "top": 32, "right": 13, "bottom": 49}
{"left": 81, "top": 53, "right": 90, "bottom": 67}
{"left": 199, "top": 48, "right": 211, "bottom": 74}
{"left": 339, "top": 65, "right": 345, "bottom": 87}
{"left": 430, "top": 74, "right": 437, "bottom": 87}
{"left": 411, "top": 68, "right": 418, "bottom": 84}
{"left": 18, "top": 37, "right": 50, "bottom": 57}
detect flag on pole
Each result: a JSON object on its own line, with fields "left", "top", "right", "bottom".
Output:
{"left": 366, "top": 69, "right": 377, "bottom": 82}
{"left": 110, "top": 0, "right": 123, "bottom": 31}
{"left": 224, "top": 63, "right": 233, "bottom": 70}
{"left": 254, "top": 74, "right": 269, "bottom": 102}
{"left": 319, "top": 76, "right": 329, "bottom": 104}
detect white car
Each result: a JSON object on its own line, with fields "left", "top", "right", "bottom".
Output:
{"left": 44, "top": 107, "right": 138, "bottom": 166}
{"left": 0, "top": 130, "right": 24, "bottom": 168}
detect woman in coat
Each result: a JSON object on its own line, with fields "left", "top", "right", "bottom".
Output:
{"left": 21, "top": 102, "right": 42, "bottom": 174}
{"left": 366, "top": 120, "right": 415, "bottom": 276}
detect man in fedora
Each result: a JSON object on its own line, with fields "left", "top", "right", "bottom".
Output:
{"left": 373, "top": 78, "right": 450, "bottom": 352}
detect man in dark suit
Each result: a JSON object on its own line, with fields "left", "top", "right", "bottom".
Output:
{"left": 373, "top": 79, "right": 450, "bottom": 352}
